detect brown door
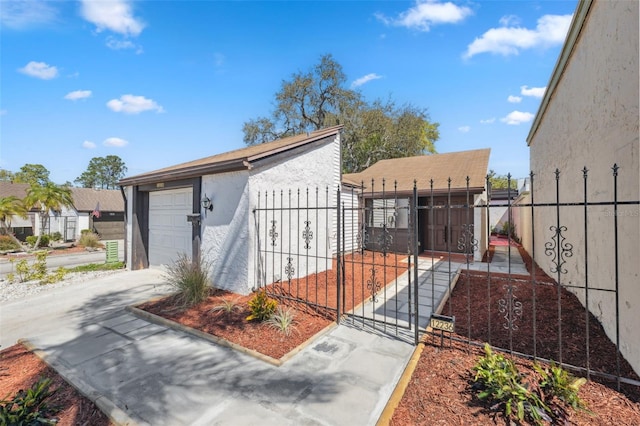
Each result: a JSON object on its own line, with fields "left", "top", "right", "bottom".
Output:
{"left": 423, "top": 197, "right": 471, "bottom": 253}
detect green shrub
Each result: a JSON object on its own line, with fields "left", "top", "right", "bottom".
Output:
{"left": 165, "top": 254, "right": 211, "bottom": 307}
{"left": 80, "top": 229, "right": 92, "bottom": 235}
{"left": 0, "top": 235, "right": 21, "bottom": 251}
{"left": 265, "top": 306, "right": 297, "bottom": 336}
{"left": 78, "top": 232, "right": 100, "bottom": 248}
{"left": 472, "top": 343, "right": 549, "bottom": 424}
{"left": 0, "top": 376, "right": 58, "bottom": 425}
{"left": 25, "top": 235, "right": 50, "bottom": 248}
{"left": 50, "top": 232, "right": 62, "bottom": 242}
{"left": 534, "top": 362, "right": 587, "bottom": 411}
{"left": 246, "top": 289, "right": 278, "bottom": 321}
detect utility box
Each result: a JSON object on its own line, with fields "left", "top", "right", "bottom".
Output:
{"left": 105, "top": 241, "right": 119, "bottom": 264}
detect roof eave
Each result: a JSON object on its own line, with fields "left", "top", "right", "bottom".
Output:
{"left": 118, "top": 159, "right": 250, "bottom": 186}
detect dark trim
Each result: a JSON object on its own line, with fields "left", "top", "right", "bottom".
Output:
{"left": 131, "top": 187, "right": 149, "bottom": 270}
{"left": 136, "top": 178, "right": 202, "bottom": 193}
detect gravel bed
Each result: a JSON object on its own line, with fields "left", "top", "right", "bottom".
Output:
{"left": 0, "top": 270, "right": 125, "bottom": 303}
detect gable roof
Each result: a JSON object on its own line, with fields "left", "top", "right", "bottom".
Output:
{"left": 342, "top": 148, "right": 490, "bottom": 195}
{"left": 70, "top": 188, "right": 124, "bottom": 212}
{"left": 119, "top": 125, "right": 343, "bottom": 186}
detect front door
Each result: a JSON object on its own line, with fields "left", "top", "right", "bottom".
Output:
{"left": 422, "top": 196, "right": 471, "bottom": 253}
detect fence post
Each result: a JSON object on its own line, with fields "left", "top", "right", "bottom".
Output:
{"left": 413, "top": 181, "right": 420, "bottom": 345}
{"left": 336, "top": 186, "right": 341, "bottom": 325}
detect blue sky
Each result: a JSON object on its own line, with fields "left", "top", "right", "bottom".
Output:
{"left": 0, "top": 0, "right": 577, "bottom": 184}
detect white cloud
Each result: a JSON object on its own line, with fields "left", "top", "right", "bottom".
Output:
{"left": 499, "top": 15, "right": 520, "bottom": 27}
{"left": 464, "top": 14, "right": 572, "bottom": 58}
{"left": 18, "top": 61, "right": 58, "bottom": 79}
{"left": 508, "top": 95, "right": 522, "bottom": 103}
{"left": 351, "top": 73, "right": 383, "bottom": 88}
{"left": 521, "top": 85, "right": 546, "bottom": 98}
{"left": 480, "top": 118, "right": 495, "bottom": 124}
{"left": 376, "top": 0, "right": 472, "bottom": 32}
{"left": 458, "top": 126, "right": 470, "bottom": 133}
{"left": 80, "top": 0, "right": 145, "bottom": 37}
{"left": 64, "top": 90, "right": 92, "bottom": 101}
{"left": 0, "top": 0, "right": 57, "bottom": 29}
{"left": 501, "top": 110, "right": 534, "bottom": 125}
{"left": 105, "top": 36, "right": 143, "bottom": 53}
{"left": 104, "top": 137, "right": 128, "bottom": 147}
{"left": 82, "top": 140, "right": 97, "bottom": 149}
{"left": 106, "top": 94, "right": 164, "bottom": 114}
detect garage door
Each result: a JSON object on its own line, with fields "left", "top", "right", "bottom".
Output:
{"left": 149, "top": 188, "right": 193, "bottom": 266}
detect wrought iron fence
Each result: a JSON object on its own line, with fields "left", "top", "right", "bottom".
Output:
{"left": 253, "top": 164, "right": 640, "bottom": 395}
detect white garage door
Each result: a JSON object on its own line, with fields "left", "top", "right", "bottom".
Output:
{"left": 149, "top": 188, "right": 193, "bottom": 266}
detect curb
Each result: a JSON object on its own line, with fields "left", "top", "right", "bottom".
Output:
{"left": 126, "top": 304, "right": 338, "bottom": 367}
{"left": 18, "top": 338, "right": 139, "bottom": 426}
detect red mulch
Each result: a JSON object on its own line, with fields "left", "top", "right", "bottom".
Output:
{"left": 0, "top": 343, "right": 113, "bottom": 426}
{"left": 139, "top": 251, "right": 406, "bottom": 360}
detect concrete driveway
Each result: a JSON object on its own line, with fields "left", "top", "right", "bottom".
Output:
{"left": 1, "top": 268, "right": 415, "bottom": 425}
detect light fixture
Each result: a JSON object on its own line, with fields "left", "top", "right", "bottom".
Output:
{"left": 201, "top": 195, "right": 213, "bottom": 211}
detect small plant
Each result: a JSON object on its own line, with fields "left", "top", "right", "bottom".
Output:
{"left": 165, "top": 253, "right": 211, "bottom": 307}
{"left": 25, "top": 235, "right": 50, "bottom": 248}
{"left": 210, "top": 298, "right": 241, "bottom": 316}
{"left": 472, "top": 343, "right": 549, "bottom": 424}
{"left": 40, "top": 266, "right": 69, "bottom": 284}
{"left": 0, "top": 235, "right": 21, "bottom": 251}
{"left": 0, "top": 376, "right": 58, "bottom": 425}
{"left": 265, "top": 306, "right": 297, "bottom": 336}
{"left": 534, "top": 362, "right": 587, "bottom": 411}
{"left": 50, "top": 232, "right": 62, "bottom": 242}
{"left": 78, "top": 232, "right": 101, "bottom": 248}
{"left": 246, "top": 289, "right": 278, "bottom": 321}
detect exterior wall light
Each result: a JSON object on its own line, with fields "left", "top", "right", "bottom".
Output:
{"left": 201, "top": 196, "right": 213, "bottom": 211}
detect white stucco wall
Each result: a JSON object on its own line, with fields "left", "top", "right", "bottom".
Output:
{"left": 247, "top": 134, "right": 341, "bottom": 293}
{"left": 200, "top": 170, "right": 251, "bottom": 294}
{"left": 529, "top": 0, "right": 639, "bottom": 374}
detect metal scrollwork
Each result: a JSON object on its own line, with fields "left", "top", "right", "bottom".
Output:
{"left": 377, "top": 222, "right": 393, "bottom": 256}
{"left": 302, "top": 220, "right": 313, "bottom": 250}
{"left": 498, "top": 284, "right": 523, "bottom": 330}
{"left": 367, "top": 267, "right": 381, "bottom": 303}
{"left": 269, "top": 220, "right": 278, "bottom": 247}
{"left": 457, "top": 224, "right": 478, "bottom": 253}
{"left": 544, "top": 225, "right": 573, "bottom": 274}
{"left": 285, "top": 257, "right": 295, "bottom": 282}
{"left": 357, "top": 224, "right": 369, "bottom": 251}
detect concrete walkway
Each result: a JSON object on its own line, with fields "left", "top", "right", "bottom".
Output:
{"left": 2, "top": 268, "right": 415, "bottom": 426}
{"left": 465, "top": 244, "right": 528, "bottom": 275}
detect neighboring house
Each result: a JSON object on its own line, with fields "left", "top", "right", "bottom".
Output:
{"left": 48, "top": 188, "right": 125, "bottom": 241}
{"left": 0, "top": 182, "right": 37, "bottom": 240}
{"left": 526, "top": 0, "right": 639, "bottom": 374}
{"left": 342, "top": 148, "right": 490, "bottom": 261}
{"left": 119, "top": 126, "right": 342, "bottom": 295}
{"left": 0, "top": 182, "right": 124, "bottom": 242}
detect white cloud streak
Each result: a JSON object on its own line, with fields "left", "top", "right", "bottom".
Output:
{"left": 106, "top": 95, "right": 164, "bottom": 114}
{"left": 521, "top": 85, "right": 546, "bottom": 98}
{"left": 376, "top": 0, "right": 472, "bottom": 32}
{"left": 501, "top": 111, "right": 534, "bottom": 125}
{"left": 351, "top": 73, "right": 383, "bottom": 88}
{"left": 104, "top": 137, "right": 129, "bottom": 147}
{"left": 65, "top": 90, "right": 92, "bottom": 101}
{"left": 80, "top": 0, "right": 145, "bottom": 37}
{"left": 18, "top": 61, "right": 58, "bottom": 79}
{"left": 0, "top": 0, "right": 57, "bottom": 29}
{"left": 508, "top": 95, "right": 522, "bottom": 103}
{"left": 82, "top": 141, "right": 97, "bottom": 149}
{"left": 458, "top": 126, "right": 470, "bottom": 133}
{"left": 464, "top": 14, "right": 572, "bottom": 58}
{"left": 480, "top": 118, "right": 495, "bottom": 124}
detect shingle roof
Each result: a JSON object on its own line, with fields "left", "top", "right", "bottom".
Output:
{"left": 0, "top": 182, "right": 30, "bottom": 198}
{"left": 119, "top": 125, "right": 343, "bottom": 186}
{"left": 342, "top": 148, "right": 490, "bottom": 195}
{"left": 70, "top": 188, "right": 124, "bottom": 212}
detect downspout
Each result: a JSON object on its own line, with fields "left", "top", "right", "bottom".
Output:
{"left": 119, "top": 185, "right": 128, "bottom": 268}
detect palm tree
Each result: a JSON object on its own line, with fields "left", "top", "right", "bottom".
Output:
{"left": 25, "top": 182, "right": 74, "bottom": 248}
{"left": 0, "top": 196, "right": 28, "bottom": 247}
